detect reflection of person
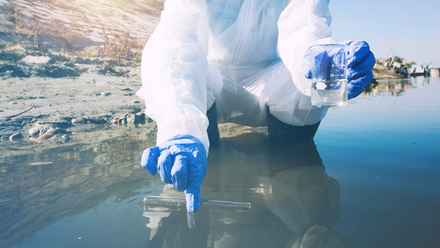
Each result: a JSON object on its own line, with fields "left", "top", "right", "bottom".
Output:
{"left": 142, "top": 135, "right": 354, "bottom": 247}
{"left": 138, "top": 0, "right": 375, "bottom": 212}
{"left": 145, "top": 209, "right": 210, "bottom": 248}
{"left": 266, "top": 141, "right": 354, "bottom": 248}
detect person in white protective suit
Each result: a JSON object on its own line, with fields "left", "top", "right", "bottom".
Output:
{"left": 138, "top": 0, "right": 375, "bottom": 212}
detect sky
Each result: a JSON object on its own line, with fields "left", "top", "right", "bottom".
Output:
{"left": 329, "top": 0, "right": 440, "bottom": 66}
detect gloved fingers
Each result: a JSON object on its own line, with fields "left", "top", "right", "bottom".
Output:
{"left": 302, "top": 49, "right": 313, "bottom": 79}
{"left": 149, "top": 135, "right": 207, "bottom": 213}
{"left": 347, "top": 51, "right": 376, "bottom": 80}
{"left": 313, "top": 53, "right": 333, "bottom": 79}
{"left": 348, "top": 71, "right": 373, "bottom": 99}
{"left": 184, "top": 162, "right": 204, "bottom": 212}
{"left": 344, "top": 40, "right": 372, "bottom": 67}
{"left": 185, "top": 188, "right": 202, "bottom": 213}
{"left": 314, "top": 53, "right": 333, "bottom": 80}
{"left": 157, "top": 150, "right": 173, "bottom": 184}
{"left": 171, "top": 154, "right": 189, "bottom": 192}
{"left": 303, "top": 48, "right": 344, "bottom": 80}
{"left": 302, "top": 49, "right": 333, "bottom": 79}
{"left": 140, "top": 147, "right": 160, "bottom": 176}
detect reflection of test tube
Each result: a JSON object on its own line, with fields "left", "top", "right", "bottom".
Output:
{"left": 143, "top": 195, "right": 252, "bottom": 209}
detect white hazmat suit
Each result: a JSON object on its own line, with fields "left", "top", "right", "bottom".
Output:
{"left": 137, "top": 0, "right": 335, "bottom": 152}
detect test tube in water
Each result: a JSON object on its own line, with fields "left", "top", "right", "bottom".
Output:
{"left": 143, "top": 195, "right": 251, "bottom": 209}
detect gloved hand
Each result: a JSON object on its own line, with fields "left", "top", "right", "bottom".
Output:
{"left": 140, "top": 135, "right": 207, "bottom": 212}
{"left": 303, "top": 40, "right": 376, "bottom": 99}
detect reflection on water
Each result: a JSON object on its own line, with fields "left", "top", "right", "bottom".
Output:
{"left": 0, "top": 128, "right": 156, "bottom": 248}
{"left": 1, "top": 127, "right": 352, "bottom": 248}
{"left": 1, "top": 77, "right": 440, "bottom": 248}
{"left": 143, "top": 135, "right": 353, "bottom": 248}
{"left": 364, "top": 76, "right": 433, "bottom": 97}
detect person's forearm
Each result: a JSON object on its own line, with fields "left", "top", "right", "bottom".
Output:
{"left": 136, "top": 0, "right": 211, "bottom": 151}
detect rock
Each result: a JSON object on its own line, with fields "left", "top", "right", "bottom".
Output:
{"left": 0, "top": 64, "right": 31, "bottom": 78}
{"left": 28, "top": 127, "right": 39, "bottom": 137}
{"left": 5, "top": 44, "right": 26, "bottom": 53}
{"left": 101, "top": 92, "right": 111, "bottom": 96}
{"left": 37, "top": 128, "right": 68, "bottom": 140}
{"left": 0, "top": 51, "right": 25, "bottom": 62}
{"left": 28, "top": 122, "right": 69, "bottom": 137}
{"left": 112, "top": 115, "right": 127, "bottom": 125}
{"left": 29, "top": 123, "right": 53, "bottom": 137}
{"left": 9, "top": 132, "right": 23, "bottom": 141}
{"left": 71, "top": 116, "right": 109, "bottom": 125}
{"left": 71, "top": 117, "right": 87, "bottom": 124}
{"left": 49, "top": 54, "right": 71, "bottom": 63}
{"left": 136, "top": 112, "right": 146, "bottom": 124}
{"left": 37, "top": 131, "right": 56, "bottom": 140}
{"left": 21, "top": 55, "right": 51, "bottom": 64}
{"left": 87, "top": 117, "right": 108, "bottom": 124}
{"left": 137, "top": 113, "right": 146, "bottom": 124}
{"left": 126, "top": 114, "right": 134, "bottom": 124}
{"left": 123, "top": 112, "right": 146, "bottom": 125}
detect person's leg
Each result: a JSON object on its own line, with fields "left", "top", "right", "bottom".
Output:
{"left": 267, "top": 107, "right": 320, "bottom": 144}
{"left": 205, "top": 64, "right": 224, "bottom": 148}
{"left": 207, "top": 61, "right": 327, "bottom": 145}
{"left": 206, "top": 102, "right": 220, "bottom": 147}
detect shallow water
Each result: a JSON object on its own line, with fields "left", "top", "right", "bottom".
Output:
{"left": 1, "top": 77, "right": 439, "bottom": 248}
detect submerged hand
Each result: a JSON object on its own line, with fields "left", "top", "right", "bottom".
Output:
{"left": 140, "top": 135, "right": 207, "bottom": 212}
{"left": 303, "top": 40, "right": 376, "bottom": 99}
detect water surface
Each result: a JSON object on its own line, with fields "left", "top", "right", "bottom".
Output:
{"left": 1, "top": 77, "right": 439, "bottom": 248}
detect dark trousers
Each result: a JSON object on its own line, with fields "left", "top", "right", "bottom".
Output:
{"left": 206, "top": 103, "right": 320, "bottom": 146}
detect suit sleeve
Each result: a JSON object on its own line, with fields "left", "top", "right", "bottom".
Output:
{"left": 277, "top": 0, "right": 335, "bottom": 96}
{"left": 136, "top": 0, "right": 210, "bottom": 152}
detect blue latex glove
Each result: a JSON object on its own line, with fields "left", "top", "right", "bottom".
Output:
{"left": 140, "top": 135, "right": 207, "bottom": 212}
{"left": 303, "top": 40, "right": 376, "bottom": 99}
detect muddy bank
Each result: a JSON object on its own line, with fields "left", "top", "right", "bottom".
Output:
{"left": 0, "top": 43, "right": 151, "bottom": 142}
{"left": 0, "top": 0, "right": 164, "bottom": 143}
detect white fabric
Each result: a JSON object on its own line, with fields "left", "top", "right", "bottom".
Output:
{"left": 137, "top": 0, "right": 335, "bottom": 152}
